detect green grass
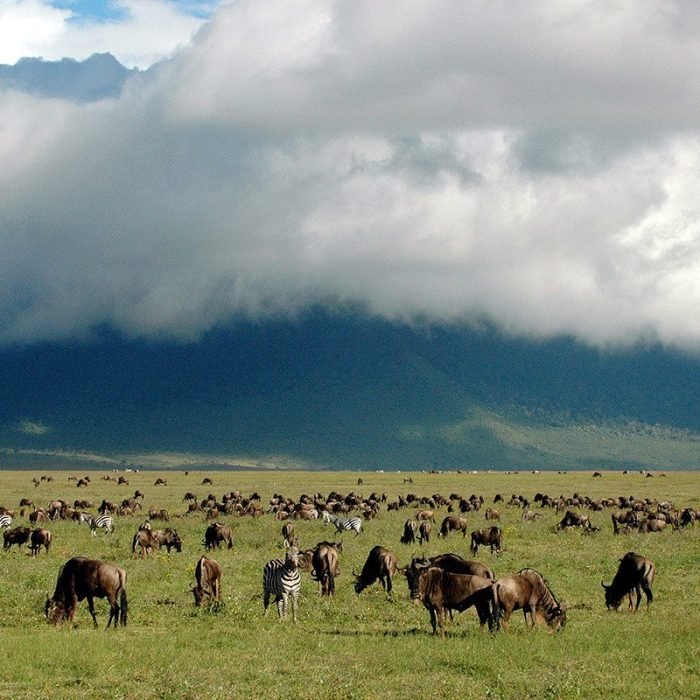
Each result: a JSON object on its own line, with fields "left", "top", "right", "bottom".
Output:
{"left": 0, "top": 469, "right": 698, "bottom": 699}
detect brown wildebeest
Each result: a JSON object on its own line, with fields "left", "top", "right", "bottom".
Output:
{"left": 3, "top": 526, "right": 30, "bottom": 550}
{"left": 418, "top": 521, "right": 431, "bottom": 544}
{"left": 409, "top": 566, "right": 495, "bottom": 637}
{"left": 204, "top": 523, "right": 233, "bottom": 550}
{"left": 148, "top": 508, "right": 169, "bottom": 521}
{"left": 611, "top": 510, "right": 642, "bottom": 533}
{"left": 484, "top": 508, "right": 501, "bottom": 521}
{"left": 602, "top": 552, "right": 655, "bottom": 611}
{"left": 403, "top": 553, "right": 495, "bottom": 583}
{"left": 353, "top": 545, "right": 398, "bottom": 599}
{"left": 154, "top": 478, "right": 168, "bottom": 486}
{"left": 400, "top": 519, "right": 418, "bottom": 545}
{"left": 638, "top": 518, "right": 667, "bottom": 534}
{"left": 153, "top": 528, "right": 183, "bottom": 553}
{"left": 183, "top": 491, "right": 197, "bottom": 502}
{"left": 192, "top": 555, "right": 222, "bottom": 606}
{"left": 132, "top": 527, "right": 157, "bottom": 558}
{"left": 470, "top": 527, "right": 503, "bottom": 555}
{"left": 311, "top": 541, "right": 342, "bottom": 597}
{"left": 30, "top": 528, "right": 52, "bottom": 557}
{"left": 416, "top": 509, "right": 435, "bottom": 523}
{"left": 491, "top": 568, "right": 566, "bottom": 632}
{"left": 281, "top": 522, "right": 296, "bottom": 547}
{"left": 557, "top": 510, "right": 591, "bottom": 531}
{"left": 45, "top": 557, "right": 127, "bottom": 628}
{"left": 438, "top": 516, "right": 468, "bottom": 538}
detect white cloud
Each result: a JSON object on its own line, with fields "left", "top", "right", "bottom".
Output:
{"left": 2, "top": 0, "right": 700, "bottom": 350}
{"left": 0, "top": 0, "right": 210, "bottom": 67}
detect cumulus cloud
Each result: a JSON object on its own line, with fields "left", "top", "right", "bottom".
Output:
{"left": 1, "top": 0, "right": 700, "bottom": 349}
{"left": 0, "top": 0, "right": 210, "bottom": 68}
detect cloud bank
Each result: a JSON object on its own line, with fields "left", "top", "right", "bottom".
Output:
{"left": 2, "top": 0, "right": 700, "bottom": 349}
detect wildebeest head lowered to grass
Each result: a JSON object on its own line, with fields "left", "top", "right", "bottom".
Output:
{"left": 602, "top": 551, "right": 655, "bottom": 611}
{"left": 45, "top": 557, "right": 127, "bottom": 628}
{"left": 491, "top": 568, "right": 566, "bottom": 632}
{"left": 353, "top": 545, "right": 397, "bottom": 599}
{"left": 192, "top": 555, "right": 222, "bottom": 607}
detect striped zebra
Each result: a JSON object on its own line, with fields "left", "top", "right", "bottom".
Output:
{"left": 0, "top": 514, "right": 12, "bottom": 529}
{"left": 89, "top": 514, "right": 114, "bottom": 536}
{"left": 263, "top": 545, "right": 301, "bottom": 622}
{"left": 322, "top": 511, "right": 363, "bottom": 536}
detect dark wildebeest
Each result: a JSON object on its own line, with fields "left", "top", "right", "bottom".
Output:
{"left": 192, "top": 555, "right": 222, "bottom": 606}
{"left": 3, "top": 526, "right": 30, "bottom": 551}
{"left": 30, "top": 528, "right": 52, "bottom": 557}
{"left": 491, "top": 568, "right": 566, "bottom": 632}
{"left": 438, "top": 516, "right": 469, "bottom": 538}
{"left": 153, "top": 528, "right": 183, "bottom": 553}
{"left": 311, "top": 541, "right": 341, "bottom": 597}
{"left": 418, "top": 521, "right": 431, "bottom": 544}
{"left": 400, "top": 519, "right": 418, "bottom": 545}
{"left": 132, "top": 527, "right": 158, "bottom": 558}
{"left": 557, "top": 510, "right": 591, "bottom": 531}
{"left": 638, "top": 518, "right": 667, "bottom": 534}
{"left": 484, "top": 508, "right": 501, "bottom": 521}
{"left": 353, "top": 545, "right": 398, "bottom": 599}
{"left": 404, "top": 553, "right": 495, "bottom": 583}
{"left": 602, "top": 551, "right": 655, "bottom": 611}
{"left": 470, "top": 527, "right": 503, "bottom": 555}
{"left": 204, "top": 522, "right": 233, "bottom": 550}
{"left": 408, "top": 566, "right": 495, "bottom": 637}
{"left": 45, "top": 557, "right": 127, "bottom": 628}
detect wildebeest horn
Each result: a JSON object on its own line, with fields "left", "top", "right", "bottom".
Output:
{"left": 601, "top": 580, "right": 608, "bottom": 589}
{"left": 352, "top": 568, "right": 359, "bottom": 577}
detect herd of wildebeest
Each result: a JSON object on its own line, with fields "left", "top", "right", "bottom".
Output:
{"left": 2, "top": 472, "right": 698, "bottom": 637}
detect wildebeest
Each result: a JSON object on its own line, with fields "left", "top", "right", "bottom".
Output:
{"left": 438, "top": 516, "right": 469, "bottom": 538}
{"left": 491, "top": 568, "right": 566, "bottom": 632}
{"left": 192, "top": 555, "right": 222, "bottom": 607}
{"left": 3, "top": 526, "right": 30, "bottom": 550}
{"left": 408, "top": 566, "right": 495, "bottom": 637}
{"left": 557, "top": 510, "right": 592, "bottom": 531}
{"left": 484, "top": 508, "right": 501, "bottom": 521}
{"left": 404, "top": 553, "right": 495, "bottom": 583}
{"left": 45, "top": 557, "right": 127, "bottom": 628}
{"left": 132, "top": 527, "right": 157, "bottom": 558}
{"left": 153, "top": 528, "right": 183, "bottom": 553}
{"left": 602, "top": 551, "right": 655, "bottom": 611}
{"left": 400, "top": 519, "right": 418, "bottom": 545}
{"left": 353, "top": 545, "right": 398, "bottom": 599}
{"left": 204, "top": 523, "right": 233, "bottom": 550}
{"left": 418, "top": 520, "right": 431, "bottom": 544}
{"left": 470, "top": 527, "right": 503, "bottom": 555}
{"left": 311, "top": 541, "right": 341, "bottom": 597}
{"left": 30, "top": 528, "right": 52, "bottom": 557}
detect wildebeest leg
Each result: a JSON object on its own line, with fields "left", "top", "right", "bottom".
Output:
{"left": 86, "top": 596, "right": 99, "bottom": 627}
{"left": 641, "top": 580, "right": 653, "bottom": 608}
{"left": 634, "top": 584, "right": 643, "bottom": 611}
{"left": 429, "top": 607, "right": 438, "bottom": 635}
{"left": 107, "top": 597, "right": 119, "bottom": 629}
{"left": 627, "top": 591, "right": 634, "bottom": 611}
{"left": 385, "top": 575, "right": 393, "bottom": 600}
{"left": 438, "top": 607, "right": 447, "bottom": 639}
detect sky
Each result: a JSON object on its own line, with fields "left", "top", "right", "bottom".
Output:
{"left": 1, "top": 0, "right": 700, "bottom": 351}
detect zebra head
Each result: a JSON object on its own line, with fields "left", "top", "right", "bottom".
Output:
{"left": 284, "top": 545, "right": 300, "bottom": 570}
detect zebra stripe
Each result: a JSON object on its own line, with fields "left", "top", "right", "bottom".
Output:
{"left": 263, "top": 547, "right": 301, "bottom": 622}
{"left": 0, "top": 514, "right": 12, "bottom": 529}
{"left": 90, "top": 514, "right": 114, "bottom": 536}
{"left": 323, "top": 512, "right": 363, "bottom": 536}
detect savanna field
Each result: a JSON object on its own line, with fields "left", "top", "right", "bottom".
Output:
{"left": 0, "top": 469, "right": 698, "bottom": 700}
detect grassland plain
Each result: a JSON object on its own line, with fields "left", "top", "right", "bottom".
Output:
{"left": 0, "top": 469, "right": 698, "bottom": 700}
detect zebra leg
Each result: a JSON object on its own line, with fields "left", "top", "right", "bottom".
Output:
{"left": 263, "top": 591, "right": 271, "bottom": 616}
{"left": 277, "top": 593, "right": 287, "bottom": 620}
{"left": 291, "top": 591, "right": 298, "bottom": 624}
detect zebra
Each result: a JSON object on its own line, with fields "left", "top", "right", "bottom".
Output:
{"left": 89, "top": 514, "right": 114, "bottom": 536}
{"left": 322, "top": 511, "right": 363, "bottom": 536}
{"left": 263, "top": 545, "right": 301, "bottom": 622}
{"left": 0, "top": 514, "right": 12, "bottom": 529}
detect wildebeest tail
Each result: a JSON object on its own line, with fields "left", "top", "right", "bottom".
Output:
{"left": 490, "top": 583, "right": 501, "bottom": 630}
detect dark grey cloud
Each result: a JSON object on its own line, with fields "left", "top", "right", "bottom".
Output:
{"left": 1, "top": 0, "right": 699, "bottom": 349}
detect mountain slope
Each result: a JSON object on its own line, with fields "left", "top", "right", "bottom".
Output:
{"left": 0, "top": 312, "right": 698, "bottom": 470}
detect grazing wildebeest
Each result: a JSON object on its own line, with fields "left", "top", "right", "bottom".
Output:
{"left": 470, "top": 527, "right": 503, "bottom": 555}
{"left": 409, "top": 566, "right": 495, "bottom": 637}
{"left": 638, "top": 518, "right": 667, "bottom": 534}
{"left": 30, "top": 528, "right": 52, "bottom": 557}
{"left": 153, "top": 528, "right": 183, "bottom": 553}
{"left": 438, "top": 516, "right": 469, "bottom": 538}
{"left": 353, "top": 545, "right": 398, "bottom": 599}
{"left": 192, "top": 555, "right": 222, "bottom": 606}
{"left": 311, "top": 541, "right": 341, "bottom": 597}
{"left": 611, "top": 510, "right": 642, "bottom": 534}
{"left": 418, "top": 520, "right": 431, "bottom": 544}
{"left": 403, "top": 553, "right": 495, "bottom": 583}
{"left": 484, "top": 508, "right": 501, "bottom": 521}
{"left": 416, "top": 509, "right": 435, "bottom": 523}
{"left": 45, "top": 557, "right": 127, "bottom": 628}
{"left": 602, "top": 552, "right": 655, "bottom": 611}
{"left": 400, "top": 519, "right": 418, "bottom": 545}
{"left": 557, "top": 510, "right": 591, "bottom": 531}
{"left": 3, "top": 526, "right": 30, "bottom": 550}
{"left": 491, "top": 568, "right": 566, "bottom": 632}
{"left": 204, "top": 523, "right": 233, "bottom": 550}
